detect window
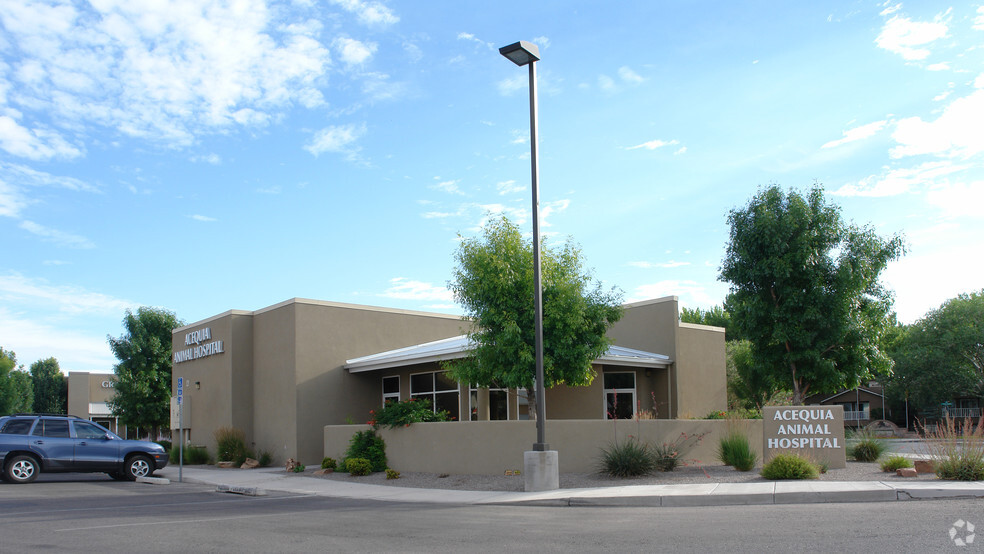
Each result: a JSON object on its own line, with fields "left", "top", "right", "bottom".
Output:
{"left": 382, "top": 376, "right": 400, "bottom": 404}
{"left": 31, "top": 419, "right": 71, "bottom": 438}
{"left": 410, "top": 371, "right": 459, "bottom": 420}
{"left": 73, "top": 421, "right": 108, "bottom": 440}
{"left": 0, "top": 419, "right": 34, "bottom": 435}
{"left": 604, "top": 372, "right": 636, "bottom": 420}
{"left": 469, "top": 388, "right": 509, "bottom": 421}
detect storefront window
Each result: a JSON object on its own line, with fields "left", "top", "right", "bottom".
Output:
{"left": 382, "top": 376, "right": 400, "bottom": 404}
{"left": 604, "top": 372, "right": 636, "bottom": 420}
{"left": 410, "top": 370, "right": 459, "bottom": 420}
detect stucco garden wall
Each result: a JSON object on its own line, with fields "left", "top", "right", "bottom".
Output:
{"left": 325, "top": 419, "right": 764, "bottom": 475}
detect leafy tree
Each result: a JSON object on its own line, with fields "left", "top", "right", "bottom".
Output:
{"left": 720, "top": 185, "right": 904, "bottom": 404}
{"left": 0, "top": 348, "right": 33, "bottom": 415}
{"left": 887, "top": 290, "right": 984, "bottom": 412}
{"left": 30, "top": 357, "right": 67, "bottom": 414}
{"left": 680, "top": 305, "right": 740, "bottom": 340}
{"left": 446, "top": 216, "right": 623, "bottom": 415}
{"left": 108, "top": 307, "right": 183, "bottom": 438}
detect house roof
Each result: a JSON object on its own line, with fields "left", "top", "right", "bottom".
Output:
{"left": 344, "top": 335, "right": 672, "bottom": 373}
{"left": 816, "top": 387, "right": 885, "bottom": 404}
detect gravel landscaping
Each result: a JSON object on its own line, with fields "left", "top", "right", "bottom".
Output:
{"left": 298, "top": 460, "right": 940, "bottom": 492}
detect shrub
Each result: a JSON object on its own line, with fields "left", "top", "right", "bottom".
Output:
{"left": 760, "top": 453, "right": 820, "bottom": 480}
{"left": 599, "top": 438, "right": 657, "bottom": 477}
{"left": 293, "top": 463, "right": 306, "bottom": 473}
{"left": 371, "top": 397, "right": 450, "bottom": 429}
{"left": 344, "top": 429, "right": 387, "bottom": 472}
{"left": 214, "top": 426, "right": 250, "bottom": 465}
{"left": 924, "top": 416, "right": 984, "bottom": 481}
{"left": 717, "top": 431, "right": 758, "bottom": 471}
{"left": 157, "top": 440, "right": 172, "bottom": 452}
{"left": 880, "top": 455, "right": 913, "bottom": 472}
{"left": 385, "top": 468, "right": 401, "bottom": 480}
{"left": 321, "top": 457, "right": 337, "bottom": 470}
{"left": 258, "top": 450, "right": 273, "bottom": 467}
{"left": 170, "top": 445, "right": 212, "bottom": 465}
{"left": 847, "top": 429, "right": 886, "bottom": 462}
{"left": 653, "top": 432, "right": 707, "bottom": 471}
{"left": 346, "top": 458, "right": 372, "bottom": 476}
{"left": 705, "top": 410, "right": 728, "bottom": 420}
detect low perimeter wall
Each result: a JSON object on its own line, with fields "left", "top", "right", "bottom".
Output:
{"left": 325, "top": 419, "right": 765, "bottom": 475}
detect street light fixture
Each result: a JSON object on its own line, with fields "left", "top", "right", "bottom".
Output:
{"left": 499, "top": 40, "right": 547, "bottom": 453}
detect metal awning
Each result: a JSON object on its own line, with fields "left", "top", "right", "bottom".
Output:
{"left": 345, "top": 335, "right": 672, "bottom": 373}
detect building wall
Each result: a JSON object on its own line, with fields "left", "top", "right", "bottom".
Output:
{"left": 675, "top": 323, "right": 727, "bottom": 418}
{"left": 67, "top": 372, "right": 125, "bottom": 434}
{"left": 325, "top": 419, "right": 763, "bottom": 475}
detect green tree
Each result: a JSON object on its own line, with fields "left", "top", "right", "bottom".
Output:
{"left": 446, "top": 216, "right": 623, "bottom": 415}
{"left": 30, "top": 357, "right": 67, "bottom": 414}
{"left": 0, "top": 348, "right": 34, "bottom": 415}
{"left": 108, "top": 307, "right": 183, "bottom": 438}
{"left": 887, "top": 291, "right": 984, "bottom": 412}
{"left": 720, "top": 185, "right": 904, "bottom": 404}
{"left": 680, "top": 305, "right": 740, "bottom": 340}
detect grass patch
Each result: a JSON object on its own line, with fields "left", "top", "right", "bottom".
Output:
{"left": 847, "top": 429, "right": 886, "bottom": 462}
{"left": 599, "top": 438, "right": 657, "bottom": 477}
{"left": 879, "top": 455, "right": 913, "bottom": 472}
{"left": 924, "top": 416, "right": 984, "bottom": 481}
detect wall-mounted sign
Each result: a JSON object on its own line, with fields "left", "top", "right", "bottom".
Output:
{"left": 101, "top": 380, "right": 114, "bottom": 389}
{"left": 762, "top": 405, "right": 846, "bottom": 469}
{"left": 173, "top": 327, "right": 225, "bottom": 364}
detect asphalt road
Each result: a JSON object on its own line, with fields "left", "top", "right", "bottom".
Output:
{"left": 1, "top": 475, "right": 981, "bottom": 552}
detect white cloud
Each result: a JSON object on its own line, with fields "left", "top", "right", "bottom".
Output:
{"left": 627, "top": 139, "right": 680, "bottom": 151}
{"left": 974, "top": 6, "right": 984, "bottom": 31}
{"left": 925, "top": 180, "right": 984, "bottom": 218}
{"left": 305, "top": 122, "right": 367, "bottom": 156}
{"left": 0, "top": 273, "right": 133, "bottom": 316}
{"left": 618, "top": 66, "right": 644, "bottom": 84}
{"left": 379, "top": 277, "right": 453, "bottom": 302}
{"left": 0, "top": 307, "right": 117, "bottom": 371}
{"left": 19, "top": 220, "right": 94, "bottom": 249}
{"left": 189, "top": 214, "right": 217, "bottom": 222}
{"left": 927, "top": 62, "right": 950, "bottom": 71}
{"left": 831, "top": 161, "right": 967, "bottom": 197}
{"left": 540, "top": 199, "right": 570, "bottom": 226}
{"left": 334, "top": 37, "right": 377, "bottom": 65}
{"left": 875, "top": 13, "right": 949, "bottom": 61}
{"left": 629, "top": 260, "right": 692, "bottom": 269}
{"left": 1, "top": 0, "right": 331, "bottom": 148}
{"left": 821, "top": 120, "right": 887, "bottom": 149}
{"left": 880, "top": 3, "right": 902, "bottom": 17}
{"left": 497, "top": 180, "right": 524, "bottom": 195}
{"left": 329, "top": 0, "right": 398, "bottom": 26}
{"left": 0, "top": 179, "right": 28, "bottom": 218}
{"left": 431, "top": 179, "right": 463, "bottom": 195}
{"left": 0, "top": 115, "right": 82, "bottom": 160}
{"left": 890, "top": 86, "right": 984, "bottom": 158}
{"left": 598, "top": 75, "right": 616, "bottom": 92}
{"left": 191, "top": 153, "right": 222, "bottom": 165}
{"left": 457, "top": 32, "right": 494, "bottom": 51}
{"left": 630, "top": 279, "right": 722, "bottom": 308}
{"left": 497, "top": 75, "right": 526, "bottom": 96}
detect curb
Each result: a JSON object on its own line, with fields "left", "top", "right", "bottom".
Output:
{"left": 216, "top": 484, "right": 267, "bottom": 496}
{"left": 135, "top": 476, "right": 170, "bottom": 485}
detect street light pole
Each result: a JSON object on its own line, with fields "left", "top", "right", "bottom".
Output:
{"left": 499, "top": 40, "right": 548, "bottom": 452}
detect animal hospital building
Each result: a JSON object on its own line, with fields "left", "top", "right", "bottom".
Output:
{"left": 169, "top": 296, "right": 726, "bottom": 465}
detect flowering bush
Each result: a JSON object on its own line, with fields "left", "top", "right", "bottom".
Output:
{"left": 371, "top": 397, "right": 450, "bottom": 429}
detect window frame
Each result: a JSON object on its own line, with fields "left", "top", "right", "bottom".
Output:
{"left": 603, "top": 371, "right": 637, "bottom": 420}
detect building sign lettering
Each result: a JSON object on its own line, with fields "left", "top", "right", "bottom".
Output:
{"left": 763, "top": 405, "right": 846, "bottom": 469}
{"left": 174, "top": 327, "right": 224, "bottom": 364}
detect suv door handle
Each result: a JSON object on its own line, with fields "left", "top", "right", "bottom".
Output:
{"left": 32, "top": 440, "right": 44, "bottom": 445}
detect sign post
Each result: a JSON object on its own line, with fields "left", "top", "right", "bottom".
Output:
{"left": 177, "top": 377, "right": 183, "bottom": 483}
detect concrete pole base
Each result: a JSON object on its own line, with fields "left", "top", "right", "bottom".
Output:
{"left": 524, "top": 450, "right": 559, "bottom": 492}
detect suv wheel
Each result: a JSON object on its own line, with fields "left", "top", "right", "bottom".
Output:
{"left": 5, "top": 455, "right": 40, "bottom": 484}
{"left": 124, "top": 455, "right": 153, "bottom": 480}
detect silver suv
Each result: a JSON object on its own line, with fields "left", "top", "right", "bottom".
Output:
{"left": 0, "top": 414, "right": 168, "bottom": 484}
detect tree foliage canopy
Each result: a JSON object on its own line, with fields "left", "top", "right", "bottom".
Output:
{"left": 0, "top": 347, "right": 33, "bottom": 416}
{"left": 108, "top": 307, "right": 183, "bottom": 434}
{"left": 30, "top": 357, "right": 66, "bottom": 414}
{"left": 446, "top": 216, "right": 624, "bottom": 395}
{"left": 887, "top": 290, "right": 984, "bottom": 410}
{"left": 680, "top": 305, "right": 739, "bottom": 340}
{"left": 720, "top": 185, "right": 904, "bottom": 404}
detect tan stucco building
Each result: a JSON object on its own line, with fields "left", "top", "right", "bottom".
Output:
{"left": 67, "top": 372, "right": 131, "bottom": 437}
{"left": 170, "top": 296, "right": 726, "bottom": 465}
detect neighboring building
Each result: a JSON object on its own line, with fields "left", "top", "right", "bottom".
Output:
{"left": 169, "top": 296, "right": 726, "bottom": 465}
{"left": 804, "top": 383, "right": 887, "bottom": 428}
{"left": 66, "top": 372, "right": 134, "bottom": 437}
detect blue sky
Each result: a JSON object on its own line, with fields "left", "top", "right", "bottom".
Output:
{"left": 1, "top": 1, "right": 982, "bottom": 373}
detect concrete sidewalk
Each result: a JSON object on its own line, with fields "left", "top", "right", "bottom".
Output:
{"left": 157, "top": 466, "right": 984, "bottom": 508}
